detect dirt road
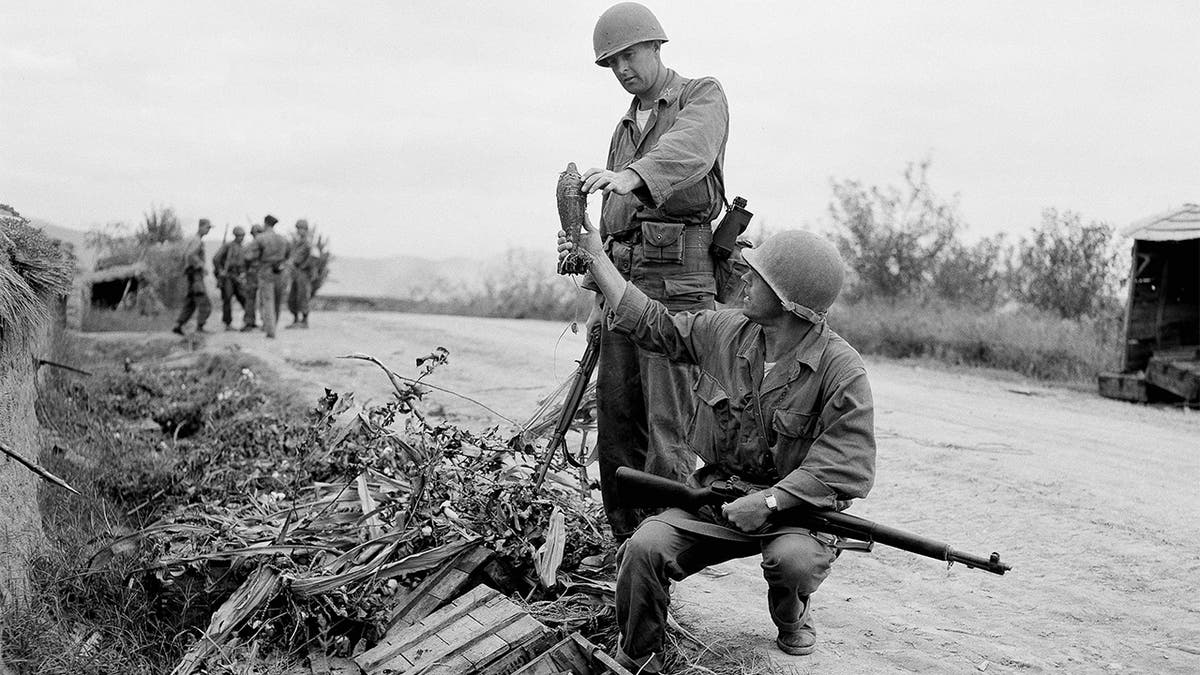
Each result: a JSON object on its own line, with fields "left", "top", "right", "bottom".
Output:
{"left": 186, "top": 310, "right": 1200, "bottom": 674}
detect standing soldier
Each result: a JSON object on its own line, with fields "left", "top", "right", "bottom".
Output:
{"left": 243, "top": 215, "right": 290, "bottom": 338}
{"left": 212, "top": 226, "right": 251, "bottom": 331}
{"left": 286, "top": 218, "right": 314, "bottom": 329}
{"left": 240, "top": 223, "right": 263, "bottom": 332}
{"left": 582, "top": 2, "right": 731, "bottom": 541}
{"left": 172, "top": 218, "right": 213, "bottom": 335}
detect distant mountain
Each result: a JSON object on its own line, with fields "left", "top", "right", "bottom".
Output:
{"left": 19, "top": 217, "right": 557, "bottom": 300}
{"left": 305, "top": 249, "right": 561, "bottom": 300}
{"left": 27, "top": 220, "right": 98, "bottom": 271}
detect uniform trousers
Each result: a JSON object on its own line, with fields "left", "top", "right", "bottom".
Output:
{"left": 597, "top": 223, "right": 716, "bottom": 540}
{"left": 219, "top": 274, "right": 249, "bottom": 327}
{"left": 288, "top": 266, "right": 312, "bottom": 318}
{"left": 175, "top": 271, "right": 211, "bottom": 329}
{"left": 256, "top": 267, "right": 288, "bottom": 337}
{"left": 616, "top": 516, "right": 838, "bottom": 670}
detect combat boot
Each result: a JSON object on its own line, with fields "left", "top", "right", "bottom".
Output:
{"left": 776, "top": 624, "right": 817, "bottom": 656}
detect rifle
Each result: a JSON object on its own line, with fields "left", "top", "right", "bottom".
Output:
{"left": 532, "top": 322, "right": 602, "bottom": 491}
{"left": 615, "top": 467, "right": 1012, "bottom": 576}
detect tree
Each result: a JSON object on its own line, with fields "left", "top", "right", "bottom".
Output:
{"left": 138, "top": 205, "right": 182, "bottom": 245}
{"left": 828, "top": 160, "right": 960, "bottom": 299}
{"left": 932, "top": 234, "right": 1009, "bottom": 309}
{"left": 1010, "top": 209, "right": 1121, "bottom": 319}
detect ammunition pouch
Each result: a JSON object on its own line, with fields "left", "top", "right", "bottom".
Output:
{"left": 639, "top": 221, "right": 686, "bottom": 264}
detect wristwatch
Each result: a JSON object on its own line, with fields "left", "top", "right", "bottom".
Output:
{"left": 763, "top": 490, "right": 779, "bottom": 512}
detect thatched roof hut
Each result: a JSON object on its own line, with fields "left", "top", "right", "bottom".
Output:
{"left": 0, "top": 204, "right": 74, "bottom": 345}
{"left": 1099, "top": 204, "right": 1200, "bottom": 403}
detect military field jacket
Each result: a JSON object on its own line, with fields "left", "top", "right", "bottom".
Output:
{"left": 181, "top": 236, "right": 206, "bottom": 274}
{"left": 213, "top": 241, "right": 246, "bottom": 276}
{"left": 600, "top": 69, "right": 729, "bottom": 238}
{"left": 609, "top": 284, "right": 876, "bottom": 511}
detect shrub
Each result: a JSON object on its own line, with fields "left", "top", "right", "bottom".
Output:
{"left": 828, "top": 159, "right": 960, "bottom": 300}
{"left": 1010, "top": 209, "right": 1123, "bottom": 319}
{"left": 931, "top": 234, "right": 1009, "bottom": 309}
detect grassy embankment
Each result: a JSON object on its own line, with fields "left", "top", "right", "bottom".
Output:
{"left": 6, "top": 336, "right": 315, "bottom": 674}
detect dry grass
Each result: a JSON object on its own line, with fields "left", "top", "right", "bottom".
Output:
{"left": 0, "top": 208, "right": 75, "bottom": 346}
{"left": 830, "top": 296, "right": 1123, "bottom": 383}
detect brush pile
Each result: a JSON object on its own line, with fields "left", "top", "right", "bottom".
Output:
{"left": 85, "top": 348, "right": 611, "bottom": 673}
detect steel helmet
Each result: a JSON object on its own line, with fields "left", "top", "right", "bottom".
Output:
{"left": 593, "top": 2, "right": 668, "bottom": 67}
{"left": 232, "top": 226, "right": 246, "bottom": 236}
{"left": 742, "top": 230, "right": 844, "bottom": 323}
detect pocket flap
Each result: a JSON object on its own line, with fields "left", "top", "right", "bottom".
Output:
{"left": 772, "top": 409, "right": 817, "bottom": 438}
{"left": 640, "top": 221, "right": 686, "bottom": 247}
{"left": 693, "top": 372, "right": 729, "bottom": 407}
{"left": 662, "top": 272, "right": 716, "bottom": 299}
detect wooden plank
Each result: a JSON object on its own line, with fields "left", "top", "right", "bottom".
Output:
{"left": 508, "top": 631, "right": 635, "bottom": 675}
{"left": 1098, "top": 372, "right": 1149, "bottom": 403}
{"left": 387, "top": 545, "right": 495, "bottom": 630}
{"left": 357, "top": 584, "right": 498, "bottom": 672}
{"left": 470, "top": 615, "right": 557, "bottom": 675}
{"left": 397, "top": 610, "right": 524, "bottom": 674}
{"left": 1145, "top": 355, "right": 1200, "bottom": 401}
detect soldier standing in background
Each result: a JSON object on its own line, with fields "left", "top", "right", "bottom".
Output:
{"left": 240, "top": 223, "right": 263, "bottom": 332}
{"left": 243, "top": 215, "right": 290, "bottom": 339}
{"left": 172, "top": 218, "right": 213, "bottom": 335}
{"left": 582, "top": 2, "right": 732, "bottom": 541}
{"left": 286, "top": 219, "right": 314, "bottom": 329}
{"left": 212, "top": 226, "right": 251, "bottom": 331}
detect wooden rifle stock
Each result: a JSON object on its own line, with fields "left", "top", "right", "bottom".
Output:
{"left": 614, "top": 467, "right": 1011, "bottom": 576}
{"left": 532, "top": 322, "right": 602, "bottom": 491}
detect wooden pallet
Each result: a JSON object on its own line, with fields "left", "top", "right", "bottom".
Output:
{"left": 511, "top": 633, "right": 634, "bottom": 675}
{"left": 1098, "top": 371, "right": 1151, "bottom": 403}
{"left": 386, "top": 542, "right": 495, "bottom": 630}
{"left": 355, "top": 584, "right": 557, "bottom": 674}
{"left": 1145, "top": 350, "right": 1200, "bottom": 402}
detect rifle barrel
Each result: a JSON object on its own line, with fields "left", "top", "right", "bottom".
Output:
{"left": 615, "top": 467, "right": 1012, "bottom": 575}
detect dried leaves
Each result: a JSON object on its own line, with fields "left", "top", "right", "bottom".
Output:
{"left": 89, "top": 347, "right": 610, "bottom": 671}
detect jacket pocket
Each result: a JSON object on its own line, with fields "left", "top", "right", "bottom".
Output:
{"left": 687, "top": 371, "right": 732, "bottom": 464}
{"left": 661, "top": 272, "right": 716, "bottom": 307}
{"left": 772, "top": 409, "right": 819, "bottom": 440}
{"left": 640, "top": 221, "right": 686, "bottom": 264}
{"left": 771, "top": 408, "right": 819, "bottom": 464}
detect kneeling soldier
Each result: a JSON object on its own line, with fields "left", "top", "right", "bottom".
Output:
{"left": 559, "top": 216, "right": 875, "bottom": 672}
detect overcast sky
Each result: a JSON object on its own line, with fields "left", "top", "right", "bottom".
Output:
{"left": 2, "top": 1, "right": 1197, "bottom": 258}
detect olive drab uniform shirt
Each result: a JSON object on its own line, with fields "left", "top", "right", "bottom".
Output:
{"left": 608, "top": 283, "right": 877, "bottom": 540}
{"left": 598, "top": 69, "right": 729, "bottom": 309}
{"left": 181, "top": 236, "right": 205, "bottom": 274}
{"left": 245, "top": 230, "right": 290, "bottom": 272}
{"left": 213, "top": 240, "right": 247, "bottom": 278}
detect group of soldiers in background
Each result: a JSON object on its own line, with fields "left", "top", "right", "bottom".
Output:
{"left": 173, "top": 214, "right": 317, "bottom": 339}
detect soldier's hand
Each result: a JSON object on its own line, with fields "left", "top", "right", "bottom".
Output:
{"left": 721, "top": 493, "right": 771, "bottom": 532}
{"left": 582, "top": 168, "right": 644, "bottom": 196}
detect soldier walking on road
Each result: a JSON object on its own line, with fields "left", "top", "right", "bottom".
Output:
{"left": 286, "top": 219, "right": 314, "bottom": 329}
{"left": 243, "top": 215, "right": 290, "bottom": 338}
{"left": 213, "top": 226, "right": 251, "bottom": 331}
{"left": 583, "top": 2, "right": 732, "bottom": 541}
{"left": 172, "top": 218, "right": 213, "bottom": 335}
{"left": 559, "top": 220, "right": 875, "bottom": 672}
